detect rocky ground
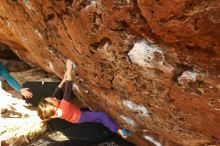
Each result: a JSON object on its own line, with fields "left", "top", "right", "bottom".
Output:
{"left": 0, "top": 68, "right": 48, "bottom": 146}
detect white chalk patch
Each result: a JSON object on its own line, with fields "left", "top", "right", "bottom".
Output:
{"left": 144, "top": 135, "right": 162, "bottom": 146}
{"left": 48, "top": 61, "right": 54, "bottom": 71}
{"left": 72, "top": 83, "right": 80, "bottom": 93}
{"left": 48, "top": 47, "right": 61, "bottom": 58}
{"left": 178, "top": 71, "right": 198, "bottom": 85}
{"left": 120, "top": 115, "right": 136, "bottom": 126}
{"left": 49, "top": 49, "right": 55, "bottom": 56}
{"left": 128, "top": 41, "right": 165, "bottom": 68}
{"left": 85, "top": 0, "right": 97, "bottom": 9}
{"left": 91, "top": 0, "right": 97, "bottom": 5}
{"left": 128, "top": 41, "right": 164, "bottom": 68}
{"left": 103, "top": 42, "right": 110, "bottom": 51}
{"left": 72, "top": 61, "right": 77, "bottom": 70}
{"left": 122, "top": 100, "right": 150, "bottom": 117}
{"left": 23, "top": 0, "right": 32, "bottom": 10}
{"left": 128, "top": 41, "right": 174, "bottom": 75}
{"left": 34, "top": 28, "right": 42, "bottom": 39}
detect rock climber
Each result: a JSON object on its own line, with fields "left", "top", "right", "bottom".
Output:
{"left": 37, "top": 60, "right": 132, "bottom": 139}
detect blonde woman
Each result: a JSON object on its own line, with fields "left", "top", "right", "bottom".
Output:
{"left": 37, "top": 60, "right": 131, "bottom": 139}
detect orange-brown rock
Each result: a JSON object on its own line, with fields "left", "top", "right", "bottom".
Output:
{"left": 0, "top": 0, "right": 219, "bottom": 145}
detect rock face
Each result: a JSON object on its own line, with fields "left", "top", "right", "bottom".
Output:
{"left": 0, "top": 0, "right": 219, "bottom": 145}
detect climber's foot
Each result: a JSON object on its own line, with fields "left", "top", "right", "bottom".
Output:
{"left": 118, "top": 129, "right": 132, "bottom": 139}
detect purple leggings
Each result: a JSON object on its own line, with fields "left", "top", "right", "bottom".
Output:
{"left": 79, "top": 111, "right": 119, "bottom": 133}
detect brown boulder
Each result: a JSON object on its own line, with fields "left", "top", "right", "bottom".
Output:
{"left": 0, "top": 0, "right": 219, "bottom": 145}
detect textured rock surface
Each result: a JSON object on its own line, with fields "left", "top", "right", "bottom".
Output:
{"left": 0, "top": 0, "right": 219, "bottom": 145}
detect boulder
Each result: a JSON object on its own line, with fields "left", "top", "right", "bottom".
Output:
{"left": 0, "top": 0, "right": 219, "bottom": 145}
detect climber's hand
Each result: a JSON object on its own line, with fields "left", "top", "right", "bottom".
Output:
{"left": 66, "top": 60, "right": 73, "bottom": 72}
{"left": 66, "top": 60, "right": 73, "bottom": 81}
{"left": 20, "top": 88, "right": 33, "bottom": 98}
{"left": 0, "top": 76, "right": 4, "bottom": 81}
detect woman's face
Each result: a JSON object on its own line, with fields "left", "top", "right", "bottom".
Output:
{"left": 44, "top": 97, "right": 59, "bottom": 106}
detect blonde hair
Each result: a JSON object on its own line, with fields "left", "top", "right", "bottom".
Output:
{"left": 37, "top": 98, "right": 56, "bottom": 121}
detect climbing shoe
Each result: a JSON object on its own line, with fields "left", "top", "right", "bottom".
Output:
{"left": 121, "top": 129, "right": 132, "bottom": 137}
